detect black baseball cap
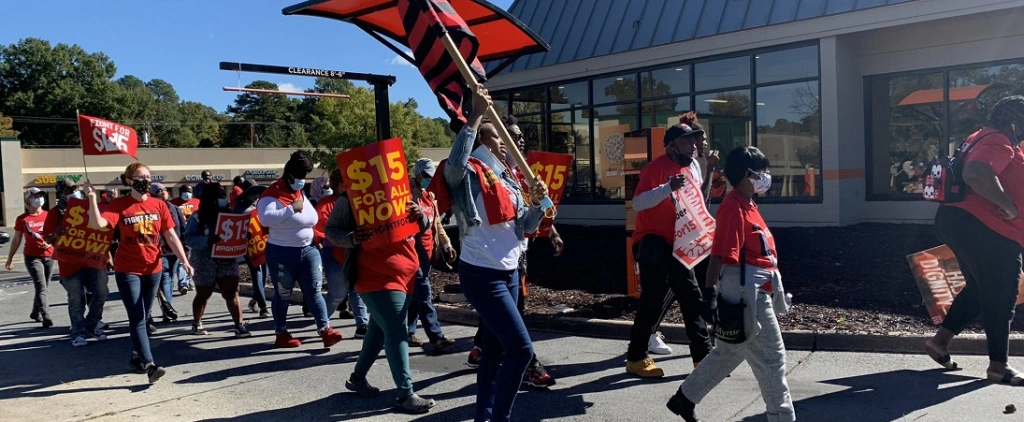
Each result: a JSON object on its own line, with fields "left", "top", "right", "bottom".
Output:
{"left": 55, "top": 178, "right": 79, "bottom": 194}
{"left": 664, "top": 123, "right": 705, "bottom": 145}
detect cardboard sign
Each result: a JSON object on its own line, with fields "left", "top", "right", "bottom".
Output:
{"left": 246, "top": 209, "right": 268, "bottom": 266}
{"left": 52, "top": 198, "right": 114, "bottom": 270}
{"left": 907, "top": 245, "right": 1024, "bottom": 325}
{"left": 211, "top": 213, "right": 250, "bottom": 259}
{"left": 526, "top": 151, "right": 573, "bottom": 238}
{"left": 78, "top": 115, "right": 139, "bottom": 159}
{"left": 337, "top": 138, "right": 418, "bottom": 250}
{"left": 671, "top": 167, "right": 715, "bottom": 269}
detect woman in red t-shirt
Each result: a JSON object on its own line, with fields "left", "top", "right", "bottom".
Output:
{"left": 5, "top": 187, "right": 55, "bottom": 328}
{"left": 84, "top": 162, "right": 195, "bottom": 384}
{"left": 669, "top": 146, "right": 795, "bottom": 422}
{"left": 926, "top": 96, "right": 1024, "bottom": 386}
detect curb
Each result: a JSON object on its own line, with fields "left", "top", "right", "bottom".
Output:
{"left": 236, "top": 285, "right": 1024, "bottom": 356}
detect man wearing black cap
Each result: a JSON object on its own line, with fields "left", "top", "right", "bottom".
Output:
{"left": 625, "top": 123, "right": 713, "bottom": 378}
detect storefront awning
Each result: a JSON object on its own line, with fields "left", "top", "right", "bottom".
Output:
{"left": 282, "top": 0, "right": 549, "bottom": 78}
{"left": 898, "top": 84, "right": 991, "bottom": 106}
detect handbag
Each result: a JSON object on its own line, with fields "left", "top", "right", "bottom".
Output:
{"left": 714, "top": 246, "right": 747, "bottom": 344}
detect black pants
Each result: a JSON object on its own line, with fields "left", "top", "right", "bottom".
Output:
{"left": 627, "top": 244, "right": 712, "bottom": 363}
{"left": 937, "top": 206, "right": 1023, "bottom": 363}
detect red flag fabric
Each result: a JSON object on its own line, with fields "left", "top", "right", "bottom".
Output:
{"left": 398, "top": 0, "right": 487, "bottom": 132}
{"left": 78, "top": 115, "right": 139, "bottom": 159}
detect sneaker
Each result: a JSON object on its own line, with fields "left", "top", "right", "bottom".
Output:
{"left": 234, "top": 323, "right": 252, "bottom": 338}
{"left": 42, "top": 318, "right": 54, "bottom": 329}
{"left": 96, "top": 320, "right": 108, "bottom": 332}
{"left": 466, "top": 346, "right": 481, "bottom": 368}
{"left": 147, "top": 321, "right": 158, "bottom": 335}
{"left": 179, "top": 286, "right": 189, "bottom": 296}
{"left": 147, "top": 364, "right": 166, "bottom": 384}
{"left": 320, "top": 327, "right": 343, "bottom": 348}
{"left": 258, "top": 309, "right": 271, "bottom": 319}
{"left": 337, "top": 309, "right": 355, "bottom": 319}
{"left": 396, "top": 393, "right": 435, "bottom": 414}
{"left": 626, "top": 357, "right": 665, "bottom": 378}
{"left": 354, "top": 326, "right": 368, "bottom": 338}
{"left": 88, "top": 326, "right": 108, "bottom": 341}
{"left": 71, "top": 336, "right": 88, "bottom": 347}
{"left": 408, "top": 335, "right": 426, "bottom": 347}
{"left": 275, "top": 332, "right": 301, "bottom": 348}
{"left": 192, "top": 323, "right": 210, "bottom": 336}
{"left": 345, "top": 374, "right": 381, "bottom": 397}
{"left": 523, "top": 360, "right": 556, "bottom": 389}
{"left": 432, "top": 338, "right": 455, "bottom": 355}
{"left": 161, "top": 302, "right": 178, "bottom": 322}
{"left": 29, "top": 312, "right": 41, "bottom": 322}
{"left": 129, "top": 353, "right": 147, "bottom": 374}
{"left": 666, "top": 390, "right": 702, "bottom": 422}
{"left": 649, "top": 332, "right": 672, "bottom": 355}
{"left": 248, "top": 299, "right": 257, "bottom": 313}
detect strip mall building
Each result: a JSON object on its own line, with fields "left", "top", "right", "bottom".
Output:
{"left": 484, "top": 0, "right": 1024, "bottom": 227}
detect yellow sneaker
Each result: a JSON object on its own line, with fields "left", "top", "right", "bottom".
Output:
{"left": 626, "top": 357, "right": 665, "bottom": 378}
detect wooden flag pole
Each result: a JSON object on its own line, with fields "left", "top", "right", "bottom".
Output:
{"left": 76, "top": 110, "right": 91, "bottom": 183}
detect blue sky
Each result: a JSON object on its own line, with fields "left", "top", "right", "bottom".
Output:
{"left": 0, "top": 0, "right": 515, "bottom": 119}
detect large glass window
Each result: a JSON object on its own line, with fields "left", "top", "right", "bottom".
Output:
{"left": 697, "top": 90, "right": 753, "bottom": 201}
{"left": 550, "top": 82, "right": 589, "bottom": 111}
{"left": 756, "top": 46, "right": 819, "bottom": 84}
{"left": 948, "top": 63, "right": 1024, "bottom": 154}
{"left": 547, "top": 111, "right": 590, "bottom": 198}
{"left": 757, "top": 82, "right": 822, "bottom": 199}
{"left": 491, "top": 92, "right": 510, "bottom": 119}
{"left": 643, "top": 96, "right": 692, "bottom": 129}
{"left": 593, "top": 73, "right": 638, "bottom": 105}
{"left": 512, "top": 88, "right": 545, "bottom": 115}
{"left": 695, "top": 56, "right": 750, "bottom": 92}
{"left": 592, "top": 105, "right": 638, "bottom": 199}
{"left": 644, "top": 65, "right": 690, "bottom": 98}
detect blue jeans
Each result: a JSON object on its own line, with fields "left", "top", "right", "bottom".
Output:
{"left": 321, "top": 247, "right": 368, "bottom": 328}
{"left": 62, "top": 267, "right": 108, "bottom": 337}
{"left": 115, "top": 272, "right": 161, "bottom": 364}
{"left": 266, "top": 243, "right": 330, "bottom": 333}
{"left": 248, "top": 258, "right": 269, "bottom": 311}
{"left": 177, "top": 257, "right": 192, "bottom": 289}
{"left": 356, "top": 290, "right": 415, "bottom": 398}
{"left": 460, "top": 262, "right": 534, "bottom": 422}
{"left": 408, "top": 245, "right": 444, "bottom": 341}
{"left": 160, "top": 256, "right": 177, "bottom": 306}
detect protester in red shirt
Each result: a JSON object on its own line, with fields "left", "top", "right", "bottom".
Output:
{"left": 5, "top": 187, "right": 55, "bottom": 328}
{"left": 85, "top": 162, "right": 194, "bottom": 384}
{"left": 669, "top": 146, "right": 794, "bottom": 422}
{"left": 314, "top": 169, "right": 368, "bottom": 335}
{"left": 170, "top": 185, "right": 199, "bottom": 220}
{"left": 926, "top": 96, "right": 1024, "bottom": 385}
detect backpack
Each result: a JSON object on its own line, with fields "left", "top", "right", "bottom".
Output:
{"left": 922, "top": 130, "right": 999, "bottom": 203}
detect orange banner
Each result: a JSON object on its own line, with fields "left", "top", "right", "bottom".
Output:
{"left": 212, "top": 213, "right": 250, "bottom": 259}
{"left": 247, "top": 209, "right": 268, "bottom": 266}
{"left": 526, "top": 151, "right": 573, "bottom": 238}
{"left": 907, "top": 245, "right": 1024, "bottom": 325}
{"left": 337, "top": 138, "right": 418, "bottom": 250}
{"left": 52, "top": 198, "right": 113, "bottom": 270}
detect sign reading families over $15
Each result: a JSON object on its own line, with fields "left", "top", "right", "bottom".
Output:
{"left": 907, "top": 245, "right": 1024, "bottom": 325}
{"left": 338, "top": 138, "right": 418, "bottom": 250}
{"left": 671, "top": 168, "right": 715, "bottom": 269}
{"left": 53, "top": 197, "right": 114, "bottom": 270}
{"left": 211, "top": 213, "right": 251, "bottom": 259}
{"left": 526, "top": 151, "right": 573, "bottom": 238}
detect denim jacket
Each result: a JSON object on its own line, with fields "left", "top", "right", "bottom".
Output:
{"left": 443, "top": 126, "right": 544, "bottom": 240}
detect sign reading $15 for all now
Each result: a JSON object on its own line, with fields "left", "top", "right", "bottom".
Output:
{"left": 525, "top": 151, "right": 573, "bottom": 238}
{"left": 338, "top": 138, "right": 418, "bottom": 250}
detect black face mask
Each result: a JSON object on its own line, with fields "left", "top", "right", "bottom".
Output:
{"left": 667, "top": 143, "right": 693, "bottom": 167}
{"left": 131, "top": 179, "right": 151, "bottom": 195}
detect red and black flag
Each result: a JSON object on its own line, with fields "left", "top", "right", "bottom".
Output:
{"left": 398, "top": 0, "right": 488, "bottom": 132}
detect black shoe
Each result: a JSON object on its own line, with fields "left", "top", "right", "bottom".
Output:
{"left": 523, "top": 359, "right": 556, "bottom": 389}
{"left": 129, "top": 353, "right": 147, "bottom": 374}
{"left": 249, "top": 299, "right": 257, "bottom": 313}
{"left": 354, "top": 326, "right": 368, "bottom": 338}
{"left": 41, "top": 318, "right": 54, "bottom": 329}
{"left": 337, "top": 309, "right": 355, "bottom": 319}
{"left": 147, "top": 321, "right": 158, "bottom": 335}
{"left": 29, "top": 312, "right": 40, "bottom": 322}
{"left": 147, "top": 364, "right": 166, "bottom": 384}
{"left": 302, "top": 305, "right": 311, "bottom": 317}
{"left": 666, "top": 390, "right": 701, "bottom": 422}
{"left": 161, "top": 302, "right": 178, "bottom": 322}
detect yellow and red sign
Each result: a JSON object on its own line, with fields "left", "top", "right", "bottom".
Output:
{"left": 338, "top": 138, "right": 418, "bottom": 250}
{"left": 525, "top": 151, "right": 573, "bottom": 238}
{"left": 53, "top": 198, "right": 113, "bottom": 270}
{"left": 212, "top": 213, "right": 250, "bottom": 259}
{"left": 247, "top": 209, "right": 268, "bottom": 266}
{"left": 908, "top": 245, "right": 1024, "bottom": 325}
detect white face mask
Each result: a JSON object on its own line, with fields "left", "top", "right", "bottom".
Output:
{"left": 218, "top": 199, "right": 228, "bottom": 208}
{"left": 471, "top": 145, "right": 506, "bottom": 174}
{"left": 30, "top": 197, "right": 45, "bottom": 208}
{"left": 751, "top": 171, "right": 772, "bottom": 194}
{"left": 322, "top": 188, "right": 334, "bottom": 197}
{"left": 181, "top": 192, "right": 192, "bottom": 201}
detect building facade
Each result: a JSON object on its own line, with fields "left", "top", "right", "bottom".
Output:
{"left": 486, "top": 0, "right": 1024, "bottom": 227}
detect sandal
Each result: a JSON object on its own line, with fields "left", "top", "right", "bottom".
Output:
{"left": 989, "top": 368, "right": 1024, "bottom": 386}
{"left": 924, "top": 342, "right": 960, "bottom": 371}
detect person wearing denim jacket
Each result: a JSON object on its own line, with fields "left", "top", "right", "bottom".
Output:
{"left": 442, "top": 85, "right": 548, "bottom": 422}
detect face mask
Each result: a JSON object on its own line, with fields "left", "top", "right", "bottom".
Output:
{"left": 70, "top": 191, "right": 84, "bottom": 200}
{"left": 419, "top": 178, "right": 431, "bottom": 189}
{"left": 218, "top": 199, "right": 228, "bottom": 208}
{"left": 290, "top": 178, "right": 305, "bottom": 192}
{"left": 131, "top": 178, "right": 151, "bottom": 195}
{"left": 751, "top": 171, "right": 772, "bottom": 194}
{"left": 181, "top": 192, "right": 192, "bottom": 201}
{"left": 322, "top": 188, "right": 334, "bottom": 197}
{"left": 31, "top": 197, "right": 45, "bottom": 208}
{"left": 471, "top": 145, "right": 506, "bottom": 175}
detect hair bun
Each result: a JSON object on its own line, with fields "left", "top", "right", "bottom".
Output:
{"left": 679, "top": 111, "right": 698, "bottom": 125}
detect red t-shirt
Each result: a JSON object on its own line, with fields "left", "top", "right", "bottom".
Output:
{"left": 102, "top": 196, "right": 174, "bottom": 275}
{"left": 417, "top": 189, "right": 436, "bottom": 260}
{"left": 632, "top": 155, "right": 698, "bottom": 244}
{"left": 15, "top": 212, "right": 53, "bottom": 258}
{"left": 230, "top": 186, "right": 244, "bottom": 208}
{"left": 42, "top": 207, "right": 84, "bottom": 278}
{"left": 355, "top": 237, "right": 418, "bottom": 294}
{"left": 950, "top": 128, "right": 1024, "bottom": 248}
{"left": 712, "top": 190, "right": 777, "bottom": 291}
{"left": 170, "top": 197, "right": 200, "bottom": 220}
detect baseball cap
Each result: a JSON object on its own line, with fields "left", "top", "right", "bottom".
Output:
{"left": 414, "top": 158, "right": 437, "bottom": 177}
{"left": 55, "top": 178, "right": 79, "bottom": 194}
{"left": 24, "top": 187, "right": 43, "bottom": 200}
{"left": 150, "top": 182, "right": 166, "bottom": 195}
{"left": 664, "top": 123, "right": 705, "bottom": 145}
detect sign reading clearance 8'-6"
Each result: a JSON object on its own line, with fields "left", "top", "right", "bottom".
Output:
{"left": 337, "top": 138, "right": 418, "bottom": 250}
{"left": 671, "top": 168, "right": 715, "bottom": 269}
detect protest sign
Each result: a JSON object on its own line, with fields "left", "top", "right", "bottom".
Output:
{"left": 211, "top": 213, "right": 250, "bottom": 259}
{"left": 337, "top": 138, "right": 418, "bottom": 250}
{"left": 671, "top": 168, "right": 715, "bottom": 269}
{"left": 52, "top": 198, "right": 113, "bottom": 270}
{"left": 907, "top": 245, "right": 1024, "bottom": 325}
{"left": 524, "top": 151, "right": 573, "bottom": 238}
{"left": 246, "top": 209, "right": 268, "bottom": 266}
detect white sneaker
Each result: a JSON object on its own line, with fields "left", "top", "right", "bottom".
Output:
{"left": 71, "top": 336, "right": 88, "bottom": 347}
{"left": 649, "top": 332, "right": 672, "bottom": 355}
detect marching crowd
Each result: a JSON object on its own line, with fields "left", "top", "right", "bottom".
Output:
{"left": 7, "top": 87, "right": 1024, "bottom": 421}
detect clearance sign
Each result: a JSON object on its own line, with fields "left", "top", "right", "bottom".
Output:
{"left": 907, "top": 245, "right": 1024, "bottom": 325}
{"left": 53, "top": 198, "right": 113, "bottom": 270}
{"left": 525, "top": 151, "right": 572, "bottom": 238}
{"left": 338, "top": 138, "right": 418, "bottom": 250}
